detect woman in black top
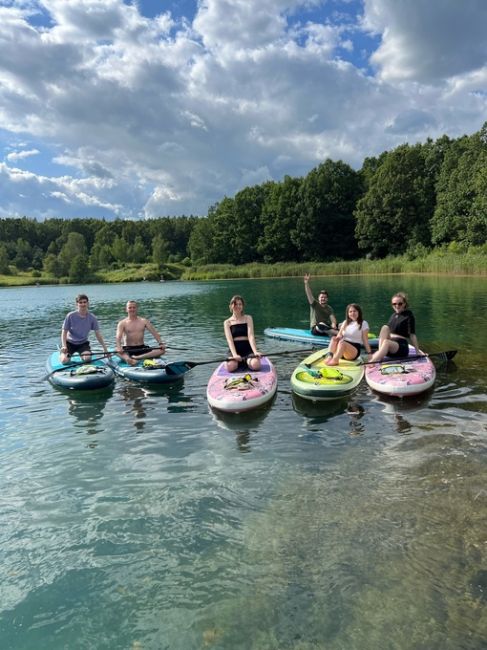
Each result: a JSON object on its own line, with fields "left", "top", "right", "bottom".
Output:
{"left": 224, "top": 295, "right": 261, "bottom": 372}
{"left": 369, "top": 292, "right": 422, "bottom": 363}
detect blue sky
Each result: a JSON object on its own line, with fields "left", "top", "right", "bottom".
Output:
{"left": 0, "top": 0, "right": 485, "bottom": 220}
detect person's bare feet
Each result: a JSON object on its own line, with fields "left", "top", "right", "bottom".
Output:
{"left": 326, "top": 358, "right": 339, "bottom": 366}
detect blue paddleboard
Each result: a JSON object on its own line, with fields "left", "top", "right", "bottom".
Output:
{"left": 264, "top": 327, "right": 378, "bottom": 348}
{"left": 46, "top": 351, "right": 115, "bottom": 390}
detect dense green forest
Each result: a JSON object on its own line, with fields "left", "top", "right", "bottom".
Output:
{"left": 1, "top": 122, "right": 486, "bottom": 283}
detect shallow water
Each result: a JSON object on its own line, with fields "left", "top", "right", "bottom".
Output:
{"left": 1, "top": 277, "right": 486, "bottom": 649}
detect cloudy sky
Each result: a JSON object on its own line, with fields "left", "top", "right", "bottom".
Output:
{"left": 0, "top": 0, "right": 485, "bottom": 221}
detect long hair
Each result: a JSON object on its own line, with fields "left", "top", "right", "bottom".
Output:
{"left": 229, "top": 295, "right": 245, "bottom": 313}
{"left": 344, "top": 303, "right": 364, "bottom": 328}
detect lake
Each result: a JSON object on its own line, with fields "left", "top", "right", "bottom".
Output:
{"left": 1, "top": 276, "right": 486, "bottom": 649}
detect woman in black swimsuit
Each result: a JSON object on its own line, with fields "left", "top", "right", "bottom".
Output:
{"left": 369, "top": 291, "right": 422, "bottom": 363}
{"left": 224, "top": 295, "right": 262, "bottom": 372}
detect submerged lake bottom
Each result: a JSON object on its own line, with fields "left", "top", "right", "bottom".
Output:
{"left": 1, "top": 278, "right": 487, "bottom": 649}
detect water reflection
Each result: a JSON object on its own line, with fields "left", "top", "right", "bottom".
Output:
{"left": 117, "top": 380, "right": 189, "bottom": 431}
{"left": 66, "top": 388, "right": 113, "bottom": 445}
{"left": 211, "top": 404, "right": 273, "bottom": 452}
{"left": 291, "top": 393, "right": 369, "bottom": 439}
{"left": 118, "top": 384, "right": 148, "bottom": 432}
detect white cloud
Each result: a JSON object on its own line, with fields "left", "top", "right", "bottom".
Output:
{"left": 6, "top": 148, "right": 40, "bottom": 161}
{"left": 364, "top": 0, "right": 487, "bottom": 83}
{"left": 0, "top": 0, "right": 485, "bottom": 220}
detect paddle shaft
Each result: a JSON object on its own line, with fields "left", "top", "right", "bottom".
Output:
{"left": 359, "top": 350, "right": 457, "bottom": 366}
{"left": 164, "top": 348, "right": 317, "bottom": 373}
{"left": 91, "top": 345, "right": 187, "bottom": 353}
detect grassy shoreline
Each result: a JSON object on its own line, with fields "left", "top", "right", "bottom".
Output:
{"left": 1, "top": 249, "right": 486, "bottom": 287}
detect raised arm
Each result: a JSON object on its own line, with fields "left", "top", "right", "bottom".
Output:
{"left": 304, "top": 274, "right": 314, "bottom": 305}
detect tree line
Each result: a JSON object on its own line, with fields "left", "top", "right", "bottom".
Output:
{"left": 0, "top": 216, "right": 197, "bottom": 280}
{"left": 1, "top": 122, "right": 485, "bottom": 279}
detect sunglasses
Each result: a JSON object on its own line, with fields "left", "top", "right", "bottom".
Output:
{"left": 392, "top": 301, "right": 404, "bottom": 306}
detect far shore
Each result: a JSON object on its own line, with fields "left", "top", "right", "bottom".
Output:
{"left": 1, "top": 251, "right": 487, "bottom": 288}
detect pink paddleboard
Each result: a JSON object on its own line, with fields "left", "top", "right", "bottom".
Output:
{"left": 207, "top": 356, "right": 277, "bottom": 413}
{"left": 365, "top": 346, "right": 436, "bottom": 397}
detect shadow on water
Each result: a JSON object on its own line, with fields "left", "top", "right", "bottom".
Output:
{"left": 64, "top": 387, "right": 114, "bottom": 445}
{"left": 292, "top": 392, "right": 367, "bottom": 437}
{"left": 116, "top": 379, "right": 191, "bottom": 431}
{"left": 210, "top": 397, "right": 275, "bottom": 453}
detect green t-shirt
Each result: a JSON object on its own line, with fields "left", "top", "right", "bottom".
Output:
{"left": 310, "top": 299, "right": 334, "bottom": 329}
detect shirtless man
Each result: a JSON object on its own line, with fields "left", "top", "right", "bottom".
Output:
{"left": 115, "top": 300, "right": 166, "bottom": 366}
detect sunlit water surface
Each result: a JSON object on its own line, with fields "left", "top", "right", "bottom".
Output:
{"left": 1, "top": 277, "right": 486, "bottom": 649}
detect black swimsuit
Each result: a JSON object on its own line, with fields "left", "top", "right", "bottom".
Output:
{"left": 388, "top": 309, "right": 415, "bottom": 357}
{"left": 229, "top": 322, "right": 253, "bottom": 362}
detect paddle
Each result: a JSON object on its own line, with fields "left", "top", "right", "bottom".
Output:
{"left": 92, "top": 345, "right": 188, "bottom": 353}
{"left": 44, "top": 352, "right": 113, "bottom": 380}
{"left": 359, "top": 350, "right": 457, "bottom": 366}
{"left": 164, "top": 348, "right": 317, "bottom": 375}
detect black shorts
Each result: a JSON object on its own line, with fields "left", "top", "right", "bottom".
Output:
{"left": 312, "top": 323, "right": 333, "bottom": 336}
{"left": 229, "top": 340, "right": 253, "bottom": 368}
{"left": 389, "top": 338, "right": 409, "bottom": 358}
{"left": 123, "top": 345, "right": 152, "bottom": 356}
{"left": 345, "top": 341, "right": 362, "bottom": 359}
{"left": 66, "top": 340, "right": 91, "bottom": 356}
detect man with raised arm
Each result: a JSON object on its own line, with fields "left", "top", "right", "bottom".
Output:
{"left": 115, "top": 300, "right": 166, "bottom": 366}
{"left": 304, "top": 274, "right": 338, "bottom": 336}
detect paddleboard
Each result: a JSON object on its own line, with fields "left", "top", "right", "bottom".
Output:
{"left": 265, "top": 327, "right": 378, "bottom": 348}
{"left": 46, "top": 351, "right": 115, "bottom": 390}
{"left": 207, "top": 356, "right": 277, "bottom": 413}
{"left": 365, "top": 347, "right": 436, "bottom": 397}
{"left": 291, "top": 347, "right": 365, "bottom": 401}
{"left": 108, "top": 355, "right": 185, "bottom": 384}
{"left": 264, "top": 327, "right": 331, "bottom": 346}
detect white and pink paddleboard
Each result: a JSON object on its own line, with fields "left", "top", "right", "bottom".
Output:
{"left": 207, "top": 356, "right": 277, "bottom": 413}
{"left": 365, "top": 346, "right": 436, "bottom": 398}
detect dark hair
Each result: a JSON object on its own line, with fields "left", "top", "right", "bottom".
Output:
{"left": 229, "top": 295, "right": 245, "bottom": 312}
{"left": 318, "top": 290, "right": 328, "bottom": 297}
{"left": 76, "top": 294, "right": 89, "bottom": 303}
{"left": 344, "top": 303, "right": 364, "bottom": 328}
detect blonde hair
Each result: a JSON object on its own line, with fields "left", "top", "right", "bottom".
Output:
{"left": 392, "top": 292, "right": 409, "bottom": 308}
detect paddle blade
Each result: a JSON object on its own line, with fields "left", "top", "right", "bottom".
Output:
{"left": 430, "top": 350, "right": 457, "bottom": 363}
{"left": 164, "top": 361, "right": 195, "bottom": 375}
